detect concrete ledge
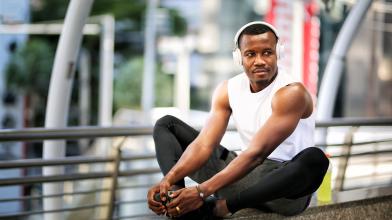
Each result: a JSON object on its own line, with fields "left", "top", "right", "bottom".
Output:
{"left": 227, "top": 195, "right": 392, "bottom": 220}
{"left": 145, "top": 186, "right": 392, "bottom": 219}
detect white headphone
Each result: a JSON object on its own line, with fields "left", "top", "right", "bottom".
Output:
{"left": 232, "top": 21, "right": 284, "bottom": 66}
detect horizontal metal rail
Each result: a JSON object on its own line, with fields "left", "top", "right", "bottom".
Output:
{"left": 0, "top": 154, "right": 156, "bottom": 169}
{"left": 315, "top": 138, "right": 392, "bottom": 147}
{"left": 0, "top": 183, "right": 156, "bottom": 204}
{"left": 0, "top": 184, "right": 157, "bottom": 203}
{"left": 341, "top": 173, "right": 392, "bottom": 181}
{"left": 114, "top": 199, "right": 146, "bottom": 205}
{"left": 0, "top": 183, "right": 156, "bottom": 203}
{"left": 0, "top": 168, "right": 160, "bottom": 186}
{"left": 0, "top": 187, "right": 110, "bottom": 203}
{"left": 0, "top": 126, "right": 153, "bottom": 142}
{"left": 315, "top": 117, "right": 392, "bottom": 127}
{"left": 111, "top": 213, "right": 157, "bottom": 220}
{"left": 3, "top": 148, "right": 389, "bottom": 187}
{"left": 0, "top": 138, "right": 390, "bottom": 170}
{"left": 0, "top": 118, "right": 391, "bottom": 142}
{"left": 117, "top": 183, "right": 154, "bottom": 190}
{"left": 0, "top": 202, "right": 108, "bottom": 219}
{"left": 0, "top": 156, "right": 113, "bottom": 169}
{"left": 331, "top": 149, "right": 392, "bottom": 158}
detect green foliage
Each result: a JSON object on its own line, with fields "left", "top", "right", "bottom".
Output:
{"left": 168, "top": 8, "right": 187, "bottom": 36}
{"left": 4, "top": 38, "right": 55, "bottom": 126}
{"left": 91, "top": 0, "right": 146, "bottom": 28}
{"left": 5, "top": 38, "right": 54, "bottom": 95}
{"left": 114, "top": 57, "right": 173, "bottom": 110}
{"left": 30, "top": 0, "right": 69, "bottom": 22}
{"left": 114, "top": 57, "right": 143, "bottom": 109}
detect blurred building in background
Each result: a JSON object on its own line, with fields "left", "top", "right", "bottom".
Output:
{"left": 343, "top": 0, "right": 392, "bottom": 117}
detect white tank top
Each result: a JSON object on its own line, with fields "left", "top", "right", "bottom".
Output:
{"left": 227, "top": 71, "right": 315, "bottom": 161}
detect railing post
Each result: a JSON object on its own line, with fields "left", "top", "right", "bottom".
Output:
{"left": 106, "top": 145, "right": 122, "bottom": 219}
{"left": 335, "top": 126, "right": 358, "bottom": 191}
{"left": 96, "top": 137, "right": 125, "bottom": 219}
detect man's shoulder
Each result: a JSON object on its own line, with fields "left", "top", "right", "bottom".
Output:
{"left": 274, "top": 82, "right": 310, "bottom": 103}
{"left": 272, "top": 82, "right": 313, "bottom": 116}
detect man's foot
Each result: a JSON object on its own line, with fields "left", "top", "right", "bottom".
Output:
{"left": 173, "top": 196, "right": 217, "bottom": 220}
{"left": 213, "top": 199, "right": 231, "bottom": 218}
{"left": 154, "top": 186, "right": 183, "bottom": 207}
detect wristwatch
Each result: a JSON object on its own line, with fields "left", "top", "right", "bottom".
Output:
{"left": 195, "top": 185, "right": 205, "bottom": 201}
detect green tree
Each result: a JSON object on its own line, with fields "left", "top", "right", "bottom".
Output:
{"left": 114, "top": 57, "right": 173, "bottom": 110}
{"left": 5, "top": 38, "right": 54, "bottom": 126}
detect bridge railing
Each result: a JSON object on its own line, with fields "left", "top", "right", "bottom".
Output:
{"left": 0, "top": 118, "right": 391, "bottom": 219}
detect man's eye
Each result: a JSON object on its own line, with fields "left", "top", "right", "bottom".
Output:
{"left": 245, "top": 52, "right": 255, "bottom": 57}
{"left": 263, "top": 51, "right": 272, "bottom": 56}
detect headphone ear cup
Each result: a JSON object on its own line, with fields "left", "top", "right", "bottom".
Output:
{"left": 277, "top": 43, "right": 284, "bottom": 60}
{"left": 232, "top": 48, "right": 242, "bottom": 66}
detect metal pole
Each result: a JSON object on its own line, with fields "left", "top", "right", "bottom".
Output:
{"left": 97, "top": 15, "right": 115, "bottom": 157}
{"left": 316, "top": 0, "right": 372, "bottom": 144}
{"left": 291, "top": 0, "right": 304, "bottom": 81}
{"left": 335, "top": 126, "right": 358, "bottom": 191}
{"left": 79, "top": 49, "right": 91, "bottom": 152}
{"left": 43, "top": 1, "right": 94, "bottom": 220}
{"left": 0, "top": 23, "right": 100, "bottom": 35}
{"left": 175, "top": 39, "right": 190, "bottom": 113}
{"left": 98, "top": 15, "right": 114, "bottom": 128}
{"left": 141, "top": 0, "right": 159, "bottom": 119}
{"left": 106, "top": 146, "right": 122, "bottom": 219}
{"left": 98, "top": 137, "right": 126, "bottom": 219}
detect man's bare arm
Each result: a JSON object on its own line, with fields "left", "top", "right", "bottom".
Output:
{"left": 200, "top": 83, "right": 313, "bottom": 195}
{"left": 162, "top": 81, "right": 232, "bottom": 186}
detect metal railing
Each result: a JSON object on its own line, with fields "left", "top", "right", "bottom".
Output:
{"left": 0, "top": 118, "right": 391, "bottom": 219}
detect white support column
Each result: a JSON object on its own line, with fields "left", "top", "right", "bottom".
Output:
{"left": 97, "top": 14, "right": 114, "bottom": 156}
{"left": 95, "top": 16, "right": 115, "bottom": 218}
{"left": 291, "top": 0, "right": 304, "bottom": 81}
{"left": 43, "top": 1, "right": 94, "bottom": 220}
{"left": 98, "top": 15, "right": 114, "bottom": 128}
{"left": 142, "top": 0, "right": 159, "bottom": 119}
{"left": 78, "top": 49, "right": 91, "bottom": 152}
{"left": 175, "top": 39, "right": 191, "bottom": 113}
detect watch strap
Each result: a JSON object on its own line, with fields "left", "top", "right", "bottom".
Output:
{"left": 195, "top": 185, "right": 205, "bottom": 201}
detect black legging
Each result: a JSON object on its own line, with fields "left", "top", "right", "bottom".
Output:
{"left": 225, "top": 146, "right": 329, "bottom": 212}
{"left": 153, "top": 115, "right": 329, "bottom": 214}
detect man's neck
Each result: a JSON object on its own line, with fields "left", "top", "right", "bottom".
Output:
{"left": 249, "top": 71, "right": 278, "bottom": 93}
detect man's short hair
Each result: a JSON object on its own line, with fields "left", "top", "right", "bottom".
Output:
{"left": 237, "top": 24, "right": 279, "bottom": 48}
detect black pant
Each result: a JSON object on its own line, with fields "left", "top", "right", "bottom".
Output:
{"left": 153, "top": 115, "right": 329, "bottom": 215}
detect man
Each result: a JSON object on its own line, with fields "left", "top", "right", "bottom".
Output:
{"left": 147, "top": 21, "right": 329, "bottom": 219}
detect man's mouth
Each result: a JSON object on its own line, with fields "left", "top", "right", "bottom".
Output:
{"left": 252, "top": 68, "right": 269, "bottom": 73}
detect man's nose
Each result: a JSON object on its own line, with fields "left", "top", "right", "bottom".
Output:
{"left": 254, "top": 54, "right": 266, "bottom": 65}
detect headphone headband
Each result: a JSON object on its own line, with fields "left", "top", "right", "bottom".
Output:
{"left": 232, "top": 21, "right": 283, "bottom": 66}
{"left": 233, "top": 21, "right": 280, "bottom": 48}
